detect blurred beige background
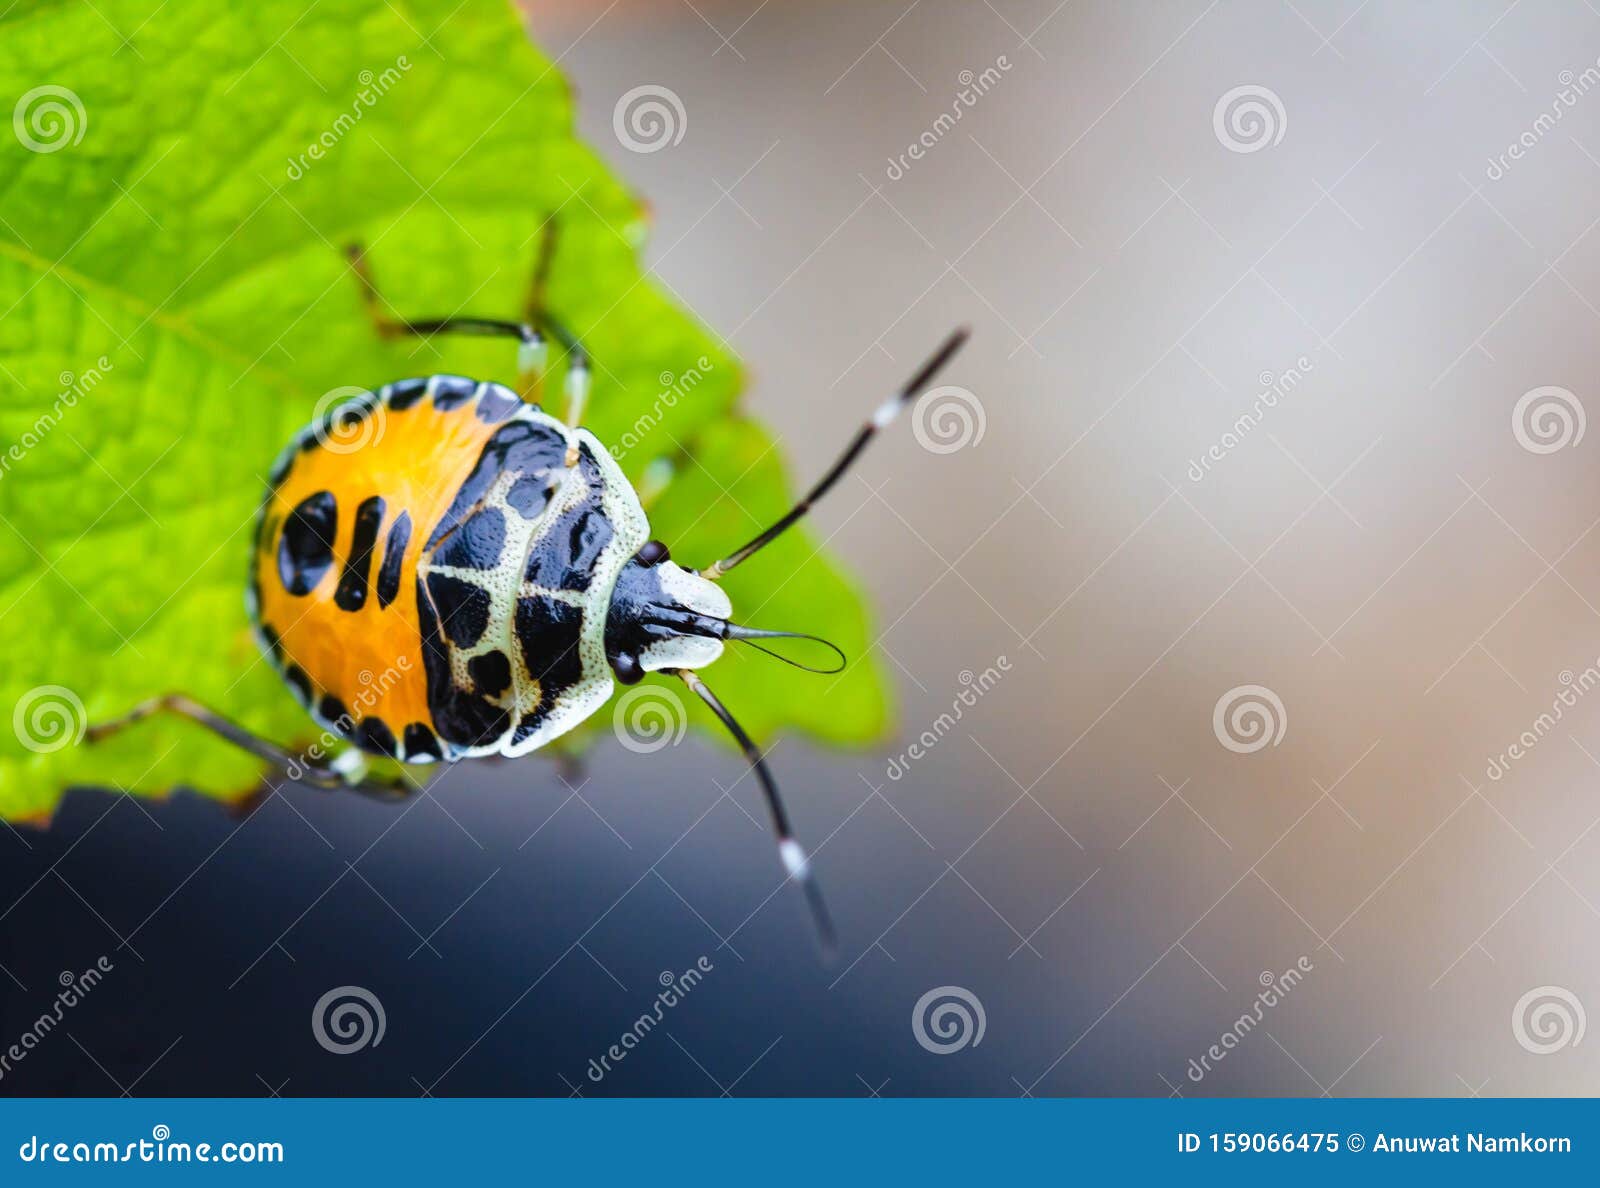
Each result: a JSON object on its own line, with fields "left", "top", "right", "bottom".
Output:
{"left": 523, "top": 0, "right": 1600, "bottom": 1095}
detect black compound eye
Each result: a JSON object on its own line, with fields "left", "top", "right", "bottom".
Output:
{"left": 635, "top": 540, "right": 670, "bottom": 566}
{"left": 611, "top": 652, "right": 644, "bottom": 684}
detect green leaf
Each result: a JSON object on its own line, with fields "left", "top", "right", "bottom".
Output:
{"left": 0, "top": 0, "right": 889, "bottom": 819}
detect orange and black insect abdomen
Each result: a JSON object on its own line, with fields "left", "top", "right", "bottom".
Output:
{"left": 249, "top": 375, "right": 649, "bottom": 765}
{"left": 250, "top": 377, "right": 521, "bottom": 762}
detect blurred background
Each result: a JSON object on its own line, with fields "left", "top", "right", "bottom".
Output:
{"left": 6, "top": 0, "right": 1600, "bottom": 1096}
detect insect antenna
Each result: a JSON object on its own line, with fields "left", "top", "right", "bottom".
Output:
{"left": 635, "top": 606, "right": 847, "bottom": 673}
{"left": 673, "top": 668, "right": 838, "bottom": 958}
{"left": 724, "top": 626, "right": 846, "bottom": 674}
{"left": 700, "top": 326, "right": 970, "bottom": 580}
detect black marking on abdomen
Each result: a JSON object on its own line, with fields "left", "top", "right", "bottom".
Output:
{"left": 425, "top": 572, "right": 491, "bottom": 648}
{"left": 354, "top": 716, "right": 397, "bottom": 757}
{"left": 425, "top": 419, "right": 568, "bottom": 550}
{"left": 477, "top": 385, "right": 520, "bottom": 423}
{"left": 522, "top": 449, "right": 612, "bottom": 592}
{"left": 467, "top": 650, "right": 512, "bottom": 698}
{"left": 507, "top": 473, "right": 553, "bottom": 518}
{"left": 335, "top": 495, "right": 385, "bottom": 611}
{"left": 403, "top": 722, "right": 443, "bottom": 761}
{"left": 512, "top": 595, "right": 587, "bottom": 742}
{"left": 377, "top": 511, "right": 412, "bottom": 608}
{"left": 278, "top": 490, "right": 338, "bottom": 596}
{"left": 517, "top": 597, "right": 586, "bottom": 688}
{"left": 415, "top": 576, "right": 514, "bottom": 750}
{"left": 524, "top": 504, "right": 613, "bottom": 592}
{"left": 382, "top": 378, "right": 428, "bottom": 412}
{"left": 284, "top": 664, "right": 312, "bottom": 705}
{"left": 434, "top": 506, "right": 506, "bottom": 571}
{"left": 318, "top": 694, "right": 350, "bottom": 731}
{"left": 430, "top": 375, "right": 478, "bottom": 411}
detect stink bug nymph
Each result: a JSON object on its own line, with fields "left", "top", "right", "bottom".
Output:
{"left": 86, "top": 230, "right": 969, "bottom": 952}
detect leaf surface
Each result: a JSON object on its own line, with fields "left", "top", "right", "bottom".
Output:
{"left": 0, "top": 0, "right": 888, "bottom": 818}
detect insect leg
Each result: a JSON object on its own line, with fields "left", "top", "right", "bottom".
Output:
{"left": 521, "top": 217, "right": 592, "bottom": 441}
{"left": 700, "top": 327, "right": 969, "bottom": 580}
{"left": 543, "top": 314, "right": 591, "bottom": 447}
{"left": 673, "top": 668, "right": 838, "bottom": 958}
{"left": 343, "top": 243, "right": 549, "bottom": 404}
{"left": 84, "top": 694, "right": 411, "bottom": 801}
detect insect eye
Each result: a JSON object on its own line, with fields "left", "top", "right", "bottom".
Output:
{"left": 635, "top": 540, "right": 670, "bottom": 566}
{"left": 611, "top": 652, "right": 645, "bottom": 684}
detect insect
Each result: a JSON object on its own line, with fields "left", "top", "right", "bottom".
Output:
{"left": 87, "top": 230, "right": 967, "bottom": 951}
